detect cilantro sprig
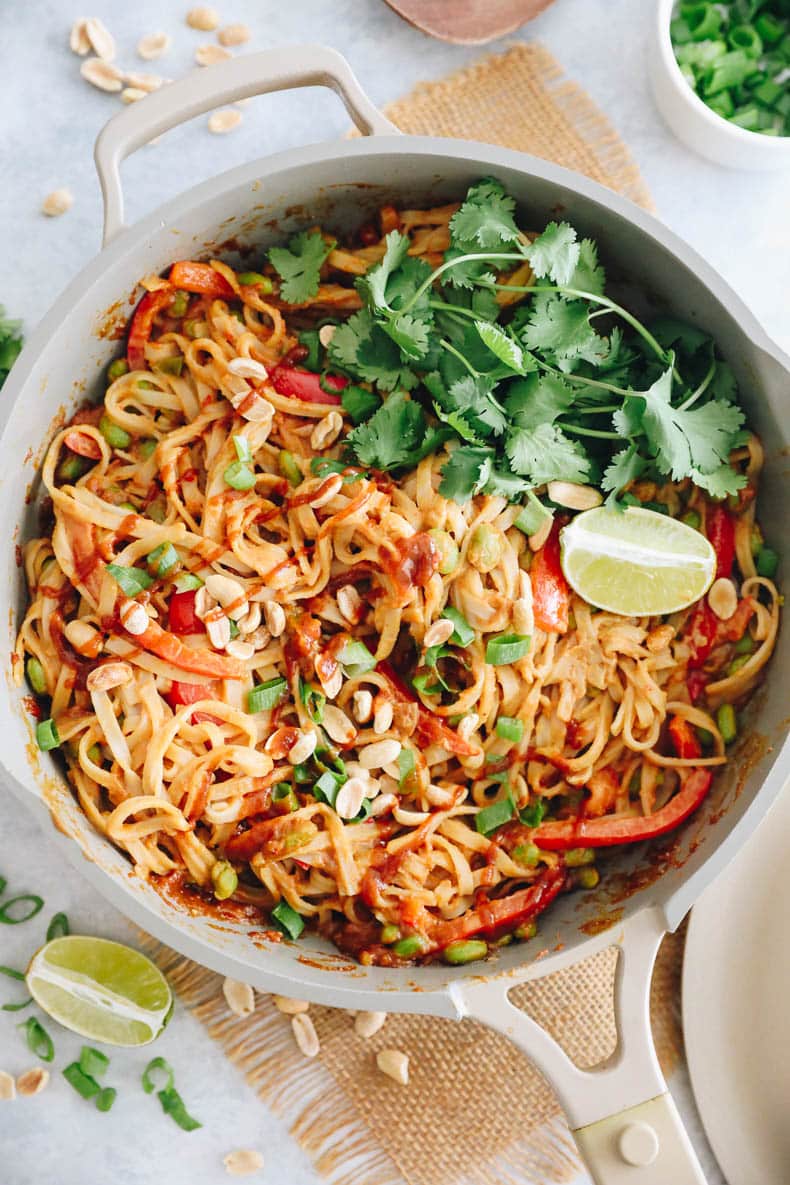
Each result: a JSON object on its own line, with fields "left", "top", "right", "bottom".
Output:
{"left": 268, "top": 230, "right": 336, "bottom": 304}
{"left": 330, "top": 177, "right": 746, "bottom": 507}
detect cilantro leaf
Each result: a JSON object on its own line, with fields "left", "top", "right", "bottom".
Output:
{"left": 268, "top": 230, "right": 334, "bottom": 304}
{"left": 526, "top": 222, "right": 580, "bottom": 286}
{"left": 448, "top": 177, "right": 521, "bottom": 250}
{"left": 634, "top": 369, "right": 745, "bottom": 481}
{"left": 504, "top": 373, "right": 574, "bottom": 429}
{"left": 689, "top": 463, "right": 747, "bottom": 498}
{"left": 505, "top": 423, "right": 591, "bottom": 485}
{"left": 346, "top": 391, "right": 439, "bottom": 470}
{"left": 602, "top": 445, "right": 648, "bottom": 505}
{"left": 358, "top": 230, "right": 410, "bottom": 310}
{"left": 474, "top": 321, "right": 526, "bottom": 373}
{"left": 520, "top": 295, "right": 607, "bottom": 367}
{"left": 429, "top": 373, "right": 508, "bottom": 440}
{"left": 483, "top": 467, "right": 531, "bottom": 499}
{"left": 438, "top": 445, "right": 494, "bottom": 502}
{"left": 357, "top": 234, "right": 434, "bottom": 360}
{"left": 569, "top": 239, "right": 606, "bottom": 296}
{"left": 328, "top": 310, "right": 417, "bottom": 392}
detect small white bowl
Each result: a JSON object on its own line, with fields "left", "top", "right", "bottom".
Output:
{"left": 649, "top": 0, "right": 790, "bottom": 169}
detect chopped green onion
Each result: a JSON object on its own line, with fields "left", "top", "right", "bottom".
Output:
{"left": 380, "top": 924, "right": 400, "bottom": 945}
{"left": 441, "top": 606, "right": 475, "bottom": 647}
{"left": 514, "top": 492, "right": 552, "bottom": 537}
{"left": 314, "top": 770, "right": 343, "bottom": 808}
{"left": 756, "top": 546, "right": 779, "bottom": 578}
{"left": 247, "top": 677, "right": 288, "bottom": 714}
{"left": 174, "top": 572, "right": 203, "bottom": 592}
{"left": 271, "top": 900, "right": 304, "bottom": 940}
{"left": 232, "top": 434, "right": 253, "bottom": 464}
{"left": 412, "top": 673, "right": 441, "bottom": 696}
{"left": 211, "top": 860, "right": 238, "bottom": 900}
{"left": 392, "top": 934, "right": 426, "bottom": 958}
{"left": 170, "top": 290, "right": 189, "bottom": 318}
{"left": 96, "top": 1086, "right": 117, "bottom": 1112}
{"left": 496, "top": 716, "right": 524, "bottom": 743}
{"left": 337, "top": 639, "right": 376, "bottom": 676}
{"left": 36, "top": 719, "right": 60, "bottom": 752}
{"left": 107, "top": 358, "right": 129, "bottom": 382}
{"left": 717, "top": 703, "right": 737, "bottom": 745}
{"left": 19, "top": 1017, "right": 54, "bottom": 1061}
{"left": 0, "top": 966, "right": 24, "bottom": 980}
{"left": 756, "top": 12, "right": 785, "bottom": 45}
{"left": 237, "top": 271, "right": 273, "bottom": 293}
{"left": 63, "top": 1062, "right": 100, "bottom": 1100}
{"left": 147, "top": 497, "right": 167, "bottom": 524}
{"left": 25, "top": 657, "right": 46, "bottom": 695}
{"left": 442, "top": 939, "right": 488, "bottom": 965}
{"left": 2, "top": 998, "right": 32, "bottom": 1012}
{"left": 139, "top": 437, "right": 158, "bottom": 459}
{"left": 157, "top": 1086, "right": 202, "bottom": 1131}
{"left": 397, "top": 747, "right": 415, "bottom": 788}
{"left": 0, "top": 965, "right": 31, "bottom": 1011}
{"left": 485, "top": 633, "right": 531, "bottom": 666}
{"left": 298, "top": 329, "right": 321, "bottom": 372}
{"left": 565, "top": 847, "right": 595, "bottom": 867}
{"left": 117, "top": 502, "right": 137, "bottom": 512}
{"left": 512, "top": 843, "right": 540, "bottom": 867}
{"left": 515, "top": 920, "right": 537, "bottom": 941}
{"left": 279, "top": 449, "right": 302, "bottom": 487}
{"left": 519, "top": 799, "right": 547, "bottom": 827}
{"left": 341, "top": 384, "right": 381, "bottom": 425}
{"left": 0, "top": 894, "right": 45, "bottom": 924}
{"left": 106, "top": 562, "right": 154, "bottom": 596}
{"left": 224, "top": 460, "right": 256, "bottom": 491}
{"left": 147, "top": 542, "right": 179, "bottom": 577}
{"left": 292, "top": 762, "right": 313, "bottom": 784}
{"left": 142, "top": 1056, "right": 174, "bottom": 1095}
{"left": 79, "top": 1046, "right": 109, "bottom": 1080}
{"left": 475, "top": 793, "right": 516, "bottom": 835}
{"left": 46, "top": 912, "right": 70, "bottom": 941}
{"left": 154, "top": 355, "right": 184, "bottom": 376}
{"left": 299, "top": 677, "right": 325, "bottom": 723}
{"left": 273, "top": 782, "right": 299, "bottom": 813}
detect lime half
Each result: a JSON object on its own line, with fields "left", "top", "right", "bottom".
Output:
{"left": 560, "top": 506, "right": 715, "bottom": 616}
{"left": 26, "top": 935, "right": 172, "bottom": 1046}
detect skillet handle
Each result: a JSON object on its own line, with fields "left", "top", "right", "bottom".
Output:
{"left": 457, "top": 908, "right": 707, "bottom": 1184}
{"left": 94, "top": 45, "right": 399, "bottom": 246}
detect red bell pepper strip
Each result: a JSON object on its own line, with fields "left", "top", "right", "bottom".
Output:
{"left": 63, "top": 431, "right": 102, "bottom": 460}
{"left": 376, "top": 660, "right": 476, "bottom": 757}
{"left": 686, "top": 671, "right": 708, "bottom": 704}
{"left": 706, "top": 504, "right": 735, "bottom": 580}
{"left": 531, "top": 522, "right": 570, "bottom": 634}
{"left": 668, "top": 716, "right": 702, "bottom": 760}
{"left": 268, "top": 365, "right": 347, "bottom": 405}
{"left": 168, "top": 590, "right": 203, "bottom": 635}
{"left": 127, "top": 617, "right": 245, "bottom": 680}
{"left": 685, "top": 599, "right": 719, "bottom": 670}
{"left": 167, "top": 261, "right": 235, "bottom": 299}
{"left": 426, "top": 865, "right": 566, "bottom": 950}
{"left": 127, "top": 287, "right": 175, "bottom": 371}
{"left": 534, "top": 768, "right": 713, "bottom": 850}
{"left": 166, "top": 679, "right": 216, "bottom": 709}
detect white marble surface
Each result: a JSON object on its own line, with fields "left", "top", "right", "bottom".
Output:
{"left": 2, "top": 0, "right": 786, "bottom": 1180}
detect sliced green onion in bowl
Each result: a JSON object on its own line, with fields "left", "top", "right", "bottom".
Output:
{"left": 496, "top": 716, "right": 524, "bottom": 743}
{"left": 271, "top": 900, "right": 304, "bottom": 940}
{"left": 247, "top": 677, "right": 288, "bottom": 714}
{"left": 485, "top": 634, "right": 531, "bottom": 666}
{"left": 475, "top": 793, "right": 516, "bottom": 835}
{"left": 107, "top": 563, "right": 154, "bottom": 596}
{"left": 224, "top": 460, "right": 256, "bottom": 491}
{"left": 36, "top": 719, "right": 60, "bottom": 752}
{"left": 441, "top": 606, "right": 475, "bottom": 647}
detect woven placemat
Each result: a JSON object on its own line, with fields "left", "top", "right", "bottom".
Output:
{"left": 143, "top": 44, "right": 675, "bottom": 1185}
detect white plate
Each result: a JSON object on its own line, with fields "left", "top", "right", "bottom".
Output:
{"left": 683, "top": 781, "right": 790, "bottom": 1185}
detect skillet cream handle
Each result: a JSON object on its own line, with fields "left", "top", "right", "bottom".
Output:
{"left": 94, "top": 45, "right": 398, "bottom": 246}
{"left": 457, "top": 909, "right": 707, "bottom": 1184}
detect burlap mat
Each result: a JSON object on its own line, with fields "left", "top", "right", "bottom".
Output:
{"left": 143, "top": 45, "right": 676, "bottom": 1185}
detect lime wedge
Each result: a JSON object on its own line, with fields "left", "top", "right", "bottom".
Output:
{"left": 26, "top": 936, "right": 172, "bottom": 1046}
{"left": 560, "top": 506, "right": 715, "bottom": 616}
